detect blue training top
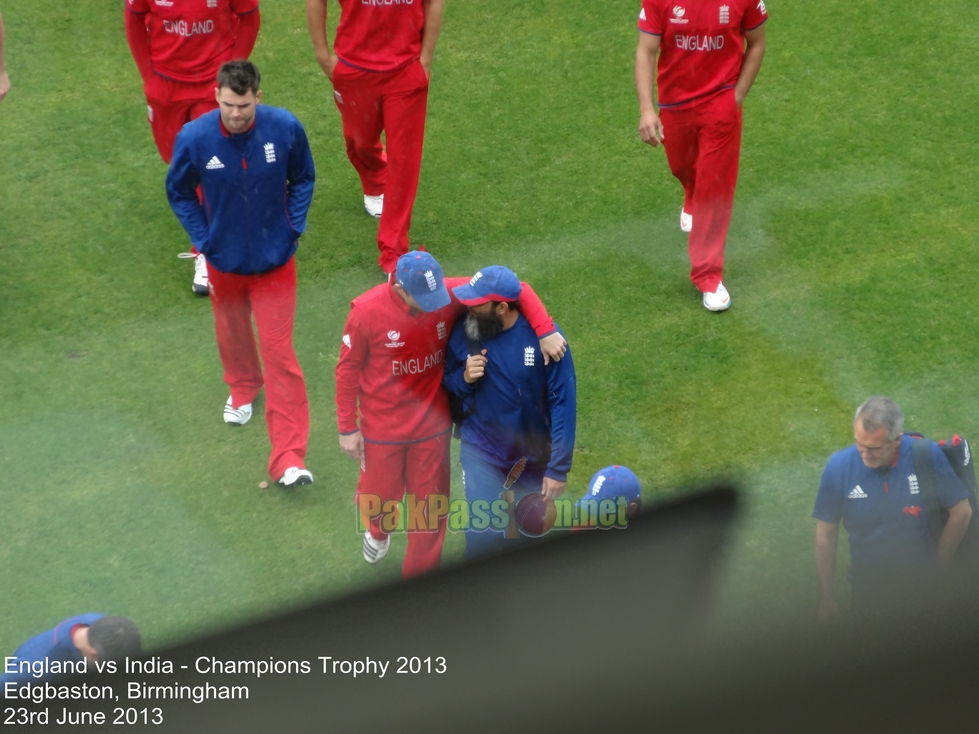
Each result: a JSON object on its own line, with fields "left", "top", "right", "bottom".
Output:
{"left": 443, "top": 314, "right": 576, "bottom": 481}
{"left": 0, "top": 613, "right": 103, "bottom": 685}
{"left": 813, "top": 435, "right": 970, "bottom": 577}
{"left": 166, "top": 105, "right": 316, "bottom": 276}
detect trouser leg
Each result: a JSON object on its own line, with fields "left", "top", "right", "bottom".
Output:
{"left": 376, "top": 61, "right": 430, "bottom": 274}
{"left": 687, "top": 92, "right": 742, "bottom": 293}
{"left": 661, "top": 108, "right": 699, "bottom": 217}
{"left": 332, "top": 65, "right": 387, "bottom": 198}
{"left": 401, "top": 433, "right": 450, "bottom": 578}
{"left": 460, "top": 445, "right": 543, "bottom": 560}
{"left": 207, "top": 266, "right": 264, "bottom": 408}
{"left": 249, "top": 258, "right": 309, "bottom": 480}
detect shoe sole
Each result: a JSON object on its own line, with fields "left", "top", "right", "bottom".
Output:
{"left": 193, "top": 285, "right": 210, "bottom": 296}
{"left": 703, "top": 299, "right": 731, "bottom": 312}
{"left": 365, "top": 210, "right": 381, "bottom": 219}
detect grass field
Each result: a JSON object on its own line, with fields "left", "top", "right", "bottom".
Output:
{"left": 2, "top": 0, "right": 979, "bottom": 656}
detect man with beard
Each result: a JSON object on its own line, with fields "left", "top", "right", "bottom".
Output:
{"left": 443, "top": 266, "right": 577, "bottom": 559}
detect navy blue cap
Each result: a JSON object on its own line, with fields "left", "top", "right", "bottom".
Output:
{"left": 395, "top": 251, "right": 451, "bottom": 312}
{"left": 580, "top": 466, "right": 641, "bottom": 506}
{"left": 452, "top": 266, "right": 521, "bottom": 306}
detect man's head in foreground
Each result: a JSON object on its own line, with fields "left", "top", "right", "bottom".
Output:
{"left": 393, "top": 250, "right": 451, "bottom": 312}
{"left": 75, "top": 617, "right": 142, "bottom": 663}
{"left": 853, "top": 396, "right": 904, "bottom": 469}
{"left": 215, "top": 60, "right": 262, "bottom": 133}
{"left": 452, "top": 266, "right": 522, "bottom": 340}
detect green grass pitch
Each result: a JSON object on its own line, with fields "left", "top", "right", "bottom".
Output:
{"left": 2, "top": 0, "right": 979, "bottom": 653}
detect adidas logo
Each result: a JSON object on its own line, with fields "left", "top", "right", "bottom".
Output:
{"left": 848, "top": 485, "right": 868, "bottom": 499}
{"left": 205, "top": 156, "right": 225, "bottom": 170}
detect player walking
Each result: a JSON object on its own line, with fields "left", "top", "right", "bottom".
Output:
{"left": 306, "top": 0, "right": 442, "bottom": 276}
{"left": 166, "top": 61, "right": 316, "bottom": 487}
{"left": 126, "top": 0, "right": 260, "bottom": 295}
{"left": 443, "top": 267, "right": 577, "bottom": 558}
{"left": 634, "top": 0, "right": 767, "bottom": 311}
{"left": 336, "top": 251, "right": 567, "bottom": 577}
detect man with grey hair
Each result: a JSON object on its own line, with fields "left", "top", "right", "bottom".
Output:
{"left": 813, "top": 396, "right": 973, "bottom": 619}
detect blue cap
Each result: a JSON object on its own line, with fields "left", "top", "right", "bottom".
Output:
{"left": 581, "top": 466, "right": 641, "bottom": 506}
{"left": 452, "top": 266, "right": 521, "bottom": 306}
{"left": 395, "top": 251, "right": 451, "bottom": 312}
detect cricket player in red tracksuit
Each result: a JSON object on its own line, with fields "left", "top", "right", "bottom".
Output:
{"left": 335, "top": 251, "right": 565, "bottom": 578}
{"left": 306, "top": 0, "right": 442, "bottom": 275}
{"left": 126, "top": 0, "right": 260, "bottom": 294}
{"left": 635, "top": 0, "right": 767, "bottom": 311}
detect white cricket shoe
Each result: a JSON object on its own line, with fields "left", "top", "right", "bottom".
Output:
{"left": 364, "top": 194, "right": 384, "bottom": 218}
{"left": 363, "top": 530, "right": 390, "bottom": 564}
{"left": 680, "top": 208, "right": 693, "bottom": 233}
{"left": 223, "top": 397, "right": 253, "bottom": 426}
{"left": 702, "top": 282, "right": 731, "bottom": 312}
{"left": 178, "top": 252, "right": 211, "bottom": 295}
{"left": 278, "top": 467, "right": 314, "bottom": 487}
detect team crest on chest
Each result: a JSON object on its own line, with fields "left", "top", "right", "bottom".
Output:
{"left": 207, "top": 0, "right": 218, "bottom": 6}
{"left": 908, "top": 474, "right": 919, "bottom": 494}
{"left": 264, "top": 143, "right": 276, "bottom": 163}
{"left": 436, "top": 321, "right": 446, "bottom": 340}
{"left": 524, "top": 346, "right": 535, "bottom": 367}
{"left": 719, "top": 4, "right": 729, "bottom": 23}
{"left": 385, "top": 330, "right": 405, "bottom": 348}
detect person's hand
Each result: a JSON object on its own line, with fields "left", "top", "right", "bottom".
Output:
{"left": 542, "top": 477, "right": 566, "bottom": 499}
{"left": 638, "top": 109, "right": 664, "bottom": 147}
{"left": 539, "top": 333, "right": 567, "bottom": 365}
{"left": 818, "top": 597, "right": 840, "bottom": 623}
{"left": 339, "top": 430, "right": 365, "bottom": 460}
{"left": 420, "top": 56, "right": 432, "bottom": 80}
{"left": 0, "top": 71, "right": 10, "bottom": 103}
{"left": 315, "top": 51, "right": 339, "bottom": 81}
{"left": 734, "top": 88, "right": 745, "bottom": 108}
{"left": 464, "top": 350, "right": 488, "bottom": 384}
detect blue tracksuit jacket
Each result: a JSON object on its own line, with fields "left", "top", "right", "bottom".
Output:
{"left": 443, "top": 315, "right": 576, "bottom": 481}
{"left": 0, "top": 613, "right": 103, "bottom": 685}
{"left": 166, "top": 105, "right": 316, "bottom": 275}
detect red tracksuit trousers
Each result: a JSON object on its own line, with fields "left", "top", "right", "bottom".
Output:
{"left": 660, "top": 90, "right": 743, "bottom": 293}
{"left": 356, "top": 433, "right": 450, "bottom": 579}
{"left": 207, "top": 257, "right": 309, "bottom": 480}
{"left": 331, "top": 60, "right": 430, "bottom": 274}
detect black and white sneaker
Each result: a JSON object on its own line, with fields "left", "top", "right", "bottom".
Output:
{"left": 363, "top": 530, "right": 390, "bottom": 564}
{"left": 364, "top": 194, "right": 383, "bottom": 218}
{"left": 178, "top": 252, "right": 210, "bottom": 296}
{"left": 223, "top": 397, "right": 253, "bottom": 426}
{"left": 278, "top": 467, "right": 314, "bottom": 487}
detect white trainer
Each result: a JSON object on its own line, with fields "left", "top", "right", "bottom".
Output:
{"left": 178, "top": 252, "right": 211, "bottom": 295}
{"left": 363, "top": 530, "right": 390, "bottom": 564}
{"left": 703, "top": 282, "right": 731, "bottom": 312}
{"left": 364, "top": 194, "right": 384, "bottom": 218}
{"left": 680, "top": 208, "right": 693, "bottom": 233}
{"left": 278, "top": 467, "right": 314, "bottom": 487}
{"left": 223, "top": 397, "right": 253, "bottom": 426}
